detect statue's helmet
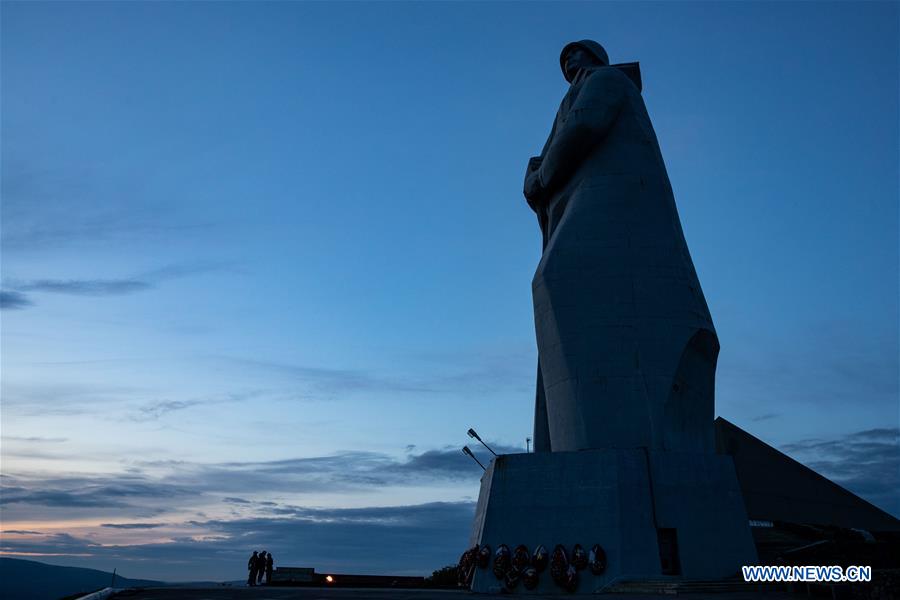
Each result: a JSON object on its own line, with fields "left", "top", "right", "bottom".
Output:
{"left": 560, "top": 40, "right": 610, "bottom": 82}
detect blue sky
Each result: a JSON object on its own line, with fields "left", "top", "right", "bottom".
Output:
{"left": 1, "top": 0, "right": 898, "bottom": 582}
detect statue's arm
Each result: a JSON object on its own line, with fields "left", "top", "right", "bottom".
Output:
{"left": 537, "top": 117, "right": 557, "bottom": 159}
{"left": 537, "top": 69, "right": 625, "bottom": 196}
{"left": 524, "top": 119, "right": 557, "bottom": 214}
{"left": 526, "top": 119, "right": 557, "bottom": 187}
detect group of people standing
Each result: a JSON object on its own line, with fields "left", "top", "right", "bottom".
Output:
{"left": 247, "top": 550, "right": 274, "bottom": 586}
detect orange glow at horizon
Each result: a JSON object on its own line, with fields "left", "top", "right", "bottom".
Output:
{"left": 1, "top": 518, "right": 114, "bottom": 530}
{"left": 0, "top": 518, "right": 210, "bottom": 547}
{"left": 0, "top": 551, "right": 95, "bottom": 557}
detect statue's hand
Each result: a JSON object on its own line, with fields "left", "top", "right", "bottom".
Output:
{"left": 524, "top": 168, "right": 544, "bottom": 204}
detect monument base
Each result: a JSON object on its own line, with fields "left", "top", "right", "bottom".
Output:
{"left": 468, "top": 449, "right": 757, "bottom": 593}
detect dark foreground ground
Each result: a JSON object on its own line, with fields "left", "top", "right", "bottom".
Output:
{"left": 111, "top": 587, "right": 796, "bottom": 600}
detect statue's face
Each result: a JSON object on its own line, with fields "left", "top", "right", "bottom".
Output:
{"left": 563, "top": 47, "right": 598, "bottom": 81}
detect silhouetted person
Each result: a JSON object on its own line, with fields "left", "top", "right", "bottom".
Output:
{"left": 257, "top": 551, "right": 266, "bottom": 584}
{"left": 265, "top": 552, "right": 274, "bottom": 584}
{"left": 247, "top": 550, "right": 259, "bottom": 586}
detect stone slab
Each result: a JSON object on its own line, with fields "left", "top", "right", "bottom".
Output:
{"left": 468, "top": 449, "right": 757, "bottom": 594}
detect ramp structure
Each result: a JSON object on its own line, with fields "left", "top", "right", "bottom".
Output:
{"left": 715, "top": 418, "right": 900, "bottom": 533}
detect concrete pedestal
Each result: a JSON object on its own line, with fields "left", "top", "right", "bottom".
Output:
{"left": 468, "top": 449, "right": 757, "bottom": 593}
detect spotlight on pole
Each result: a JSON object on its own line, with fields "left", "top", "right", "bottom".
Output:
{"left": 462, "top": 446, "right": 486, "bottom": 471}
{"left": 467, "top": 428, "right": 498, "bottom": 457}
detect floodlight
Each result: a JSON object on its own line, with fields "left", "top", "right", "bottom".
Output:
{"left": 462, "top": 445, "right": 486, "bottom": 471}
{"left": 466, "top": 428, "right": 498, "bottom": 456}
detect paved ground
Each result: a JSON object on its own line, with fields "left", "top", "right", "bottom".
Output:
{"left": 112, "top": 590, "right": 464, "bottom": 600}
{"left": 109, "top": 586, "right": 796, "bottom": 600}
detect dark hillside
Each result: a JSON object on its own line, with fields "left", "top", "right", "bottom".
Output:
{"left": 0, "top": 557, "right": 164, "bottom": 600}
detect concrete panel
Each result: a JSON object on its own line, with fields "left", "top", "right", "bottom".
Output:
{"left": 469, "top": 449, "right": 757, "bottom": 593}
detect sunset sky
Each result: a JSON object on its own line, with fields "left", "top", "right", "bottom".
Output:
{"left": 1, "top": 0, "right": 898, "bottom": 582}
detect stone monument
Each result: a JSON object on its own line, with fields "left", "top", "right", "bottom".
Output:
{"left": 466, "top": 41, "right": 757, "bottom": 593}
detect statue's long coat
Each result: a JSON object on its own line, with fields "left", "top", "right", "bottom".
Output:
{"left": 530, "top": 65, "right": 718, "bottom": 453}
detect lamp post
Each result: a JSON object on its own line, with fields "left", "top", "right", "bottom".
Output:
{"left": 462, "top": 446, "right": 486, "bottom": 471}
{"left": 467, "top": 428, "right": 498, "bottom": 457}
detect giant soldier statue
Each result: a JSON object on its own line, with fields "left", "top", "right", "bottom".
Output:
{"left": 524, "top": 40, "right": 717, "bottom": 454}
{"left": 467, "top": 41, "right": 756, "bottom": 593}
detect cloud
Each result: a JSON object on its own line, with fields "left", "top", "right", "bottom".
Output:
{"left": 139, "top": 262, "right": 232, "bottom": 282}
{"left": 0, "top": 158, "right": 216, "bottom": 253}
{"left": 1, "top": 443, "right": 514, "bottom": 519}
{"left": 0, "top": 262, "right": 230, "bottom": 308}
{"left": 0, "top": 443, "right": 512, "bottom": 579}
{"left": 782, "top": 427, "right": 900, "bottom": 517}
{"left": 0, "top": 532, "right": 102, "bottom": 559}
{"left": 0, "top": 290, "right": 33, "bottom": 309}
{"left": 0, "top": 476, "right": 197, "bottom": 511}
{"left": 131, "top": 399, "right": 204, "bottom": 422}
{"left": 2, "top": 436, "right": 68, "bottom": 443}
{"left": 198, "top": 443, "right": 516, "bottom": 491}
{"left": 4, "top": 382, "right": 262, "bottom": 422}
{"left": 128, "top": 391, "right": 258, "bottom": 422}
{"left": 222, "top": 357, "right": 440, "bottom": 395}
{"left": 1, "top": 216, "right": 211, "bottom": 252}
{"left": 0, "top": 487, "right": 133, "bottom": 509}
{"left": 0, "top": 382, "right": 146, "bottom": 417}
{"left": 386, "top": 446, "right": 508, "bottom": 479}
{"left": 218, "top": 350, "right": 534, "bottom": 398}
{"left": 720, "top": 323, "right": 898, "bottom": 412}
{"left": 0, "top": 502, "right": 474, "bottom": 581}
{"left": 0, "top": 449, "right": 76, "bottom": 461}
{"left": 19, "top": 279, "right": 152, "bottom": 296}
{"left": 2, "top": 530, "right": 44, "bottom": 535}
{"left": 751, "top": 413, "right": 780, "bottom": 422}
